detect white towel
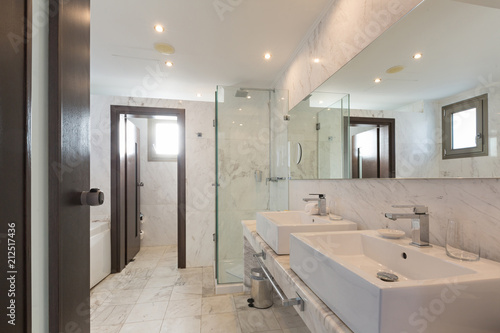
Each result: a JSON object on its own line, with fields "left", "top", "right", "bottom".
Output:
{"left": 305, "top": 203, "right": 319, "bottom": 215}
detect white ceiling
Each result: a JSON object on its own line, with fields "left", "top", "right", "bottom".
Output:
{"left": 90, "top": 0, "right": 332, "bottom": 102}
{"left": 315, "top": 0, "right": 500, "bottom": 111}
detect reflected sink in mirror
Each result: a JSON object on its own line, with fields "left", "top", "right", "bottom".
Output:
{"left": 256, "top": 211, "right": 357, "bottom": 255}
{"left": 290, "top": 230, "right": 500, "bottom": 333}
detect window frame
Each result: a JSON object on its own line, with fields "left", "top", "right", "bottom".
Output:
{"left": 148, "top": 117, "right": 179, "bottom": 162}
{"left": 442, "top": 94, "right": 488, "bottom": 159}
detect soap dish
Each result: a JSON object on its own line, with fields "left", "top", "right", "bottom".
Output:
{"left": 377, "top": 229, "right": 405, "bottom": 239}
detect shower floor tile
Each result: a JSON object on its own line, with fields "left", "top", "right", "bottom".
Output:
{"left": 90, "top": 246, "right": 310, "bottom": 333}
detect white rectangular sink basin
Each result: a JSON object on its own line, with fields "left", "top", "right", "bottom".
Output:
{"left": 256, "top": 211, "right": 357, "bottom": 254}
{"left": 290, "top": 230, "right": 500, "bottom": 333}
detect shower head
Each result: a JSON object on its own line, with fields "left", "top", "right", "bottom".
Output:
{"left": 235, "top": 89, "right": 249, "bottom": 98}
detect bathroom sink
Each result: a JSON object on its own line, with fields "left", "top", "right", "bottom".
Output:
{"left": 289, "top": 230, "right": 500, "bottom": 333}
{"left": 255, "top": 211, "right": 357, "bottom": 255}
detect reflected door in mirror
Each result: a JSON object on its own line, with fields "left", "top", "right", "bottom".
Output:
{"left": 351, "top": 126, "right": 391, "bottom": 179}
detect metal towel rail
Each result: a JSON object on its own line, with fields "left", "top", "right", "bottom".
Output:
{"left": 253, "top": 251, "right": 305, "bottom": 311}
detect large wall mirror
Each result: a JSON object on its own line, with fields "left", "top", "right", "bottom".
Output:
{"left": 288, "top": 0, "right": 500, "bottom": 179}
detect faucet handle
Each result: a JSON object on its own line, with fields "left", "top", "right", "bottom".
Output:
{"left": 309, "top": 193, "right": 325, "bottom": 199}
{"left": 391, "top": 205, "right": 428, "bottom": 214}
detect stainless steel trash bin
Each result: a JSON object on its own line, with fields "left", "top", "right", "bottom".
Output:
{"left": 249, "top": 268, "right": 273, "bottom": 309}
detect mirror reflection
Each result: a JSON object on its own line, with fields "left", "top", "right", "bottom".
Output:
{"left": 288, "top": 0, "right": 500, "bottom": 179}
{"left": 288, "top": 93, "right": 350, "bottom": 179}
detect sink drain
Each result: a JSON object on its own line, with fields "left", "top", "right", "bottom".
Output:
{"left": 377, "top": 271, "right": 399, "bottom": 282}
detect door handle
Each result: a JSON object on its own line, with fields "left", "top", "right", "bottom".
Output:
{"left": 137, "top": 182, "right": 144, "bottom": 187}
{"left": 81, "top": 188, "right": 104, "bottom": 206}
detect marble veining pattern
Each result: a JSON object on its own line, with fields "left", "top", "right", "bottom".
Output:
{"left": 289, "top": 178, "right": 500, "bottom": 263}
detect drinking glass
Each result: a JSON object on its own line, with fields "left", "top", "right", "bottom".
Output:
{"left": 445, "top": 219, "right": 480, "bottom": 261}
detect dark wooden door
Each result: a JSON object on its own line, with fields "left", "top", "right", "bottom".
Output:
{"left": 0, "top": 1, "right": 31, "bottom": 332}
{"left": 351, "top": 126, "right": 391, "bottom": 178}
{"left": 350, "top": 117, "right": 396, "bottom": 178}
{"left": 352, "top": 128, "right": 379, "bottom": 178}
{"left": 48, "top": 0, "right": 91, "bottom": 332}
{"left": 126, "top": 120, "right": 141, "bottom": 262}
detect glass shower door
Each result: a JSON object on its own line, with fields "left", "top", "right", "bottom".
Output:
{"left": 215, "top": 86, "right": 288, "bottom": 284}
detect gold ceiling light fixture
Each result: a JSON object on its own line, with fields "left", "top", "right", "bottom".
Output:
{"left": 154, "top": 24, "right": 165, "bottom": 33}
{"left": 386, "top": 65, "right": 405, "bottom": 74}
{"left": 264, "top": 53, "right": 272, "bottom": 60}
{"left": 165, "top": 61, "right": 173, "bottom": 67}
{"left": 413, "top": 52, "right": 423, "bottom": 59}
{"left": 154, "top": 43, "right": 175, "bottom": 55}
{"left": 374, "top": 78, "right": 382, "bottom": 83}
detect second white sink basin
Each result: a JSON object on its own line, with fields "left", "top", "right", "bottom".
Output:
{"left": 256, "top": 211, "right": 357, "bottom": 254}
{"left": 290, "top": 230, "right": 500, "bottom": 333}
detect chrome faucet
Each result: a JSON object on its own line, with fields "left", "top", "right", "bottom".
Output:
{"left": 303, "top": 194, "right": 327, "bottom": 216}
{"left": 384, "top": 205, "right": 431, "bottom": 247}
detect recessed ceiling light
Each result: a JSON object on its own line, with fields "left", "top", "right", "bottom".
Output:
{"left": 154, "top": 24, "right": 165, "bottom": 33}
{"left": 239, "top": 123, "right": 243, "bottom": 126}
{"left": 165, "top": 61, "right": 173, "bottom": 67}
{"left": 238, "top": 108, "right": 242, "bottom": 111}
{"left": 319, "top": 100, "right": 323, "bottom": 104}
{"left": 374, "top": 78, "right": 382, "bottom": 83}
{"left": 313, "top": 58, "right": 320, "bottom": 63}
{"left": 247, "top": 96, "right": 251, "bottom": 99}
{"left": 264, "top": 53, "right": 272, "bottom": 60}
{"left": 413, "top": 53, "right": 423, "bottom": 59}
{"left": 197, "top": 93, "right": 202, "bottom": 97}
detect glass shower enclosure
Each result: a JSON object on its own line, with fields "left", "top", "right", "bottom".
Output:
{"left": 215, "top": 86, "right": 289, "bottom": 284}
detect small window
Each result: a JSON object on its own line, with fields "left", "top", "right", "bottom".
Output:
{"left": 148, "top": 117, "right": 178, "bottom": 161}
{"left": 442, "top": 94, "right": 488, "bottom": 159}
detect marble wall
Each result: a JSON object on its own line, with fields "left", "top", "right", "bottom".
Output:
{"left": 90, "top": 95, "right": 215, "bottom": 267}
{"left": 127, "top": 118, "right": 177, "bottom": 247}
{"left": 289, "top": 178, "right": 500, "bottom": 263}
{"left": 274, "top": 0, "right": 422, "bottom": 108}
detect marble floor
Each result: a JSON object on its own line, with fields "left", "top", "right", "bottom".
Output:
{"left": 90, "top": 245, "right": 310, "bottom": 333}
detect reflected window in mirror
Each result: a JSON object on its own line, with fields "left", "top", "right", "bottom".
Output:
{"left": 442, "top": 94, "right": 488, "bottom": 160}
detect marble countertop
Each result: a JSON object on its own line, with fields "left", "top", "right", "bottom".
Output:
{"left": 242, "top": 220, "right": 353, "bottom": 333}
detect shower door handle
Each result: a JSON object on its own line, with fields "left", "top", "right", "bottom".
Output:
{"left": 137, "top": 182, "right": 144, "bottom": 187}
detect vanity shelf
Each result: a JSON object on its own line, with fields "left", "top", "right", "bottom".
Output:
{"left": 242, "top": 220, "right": 353, "bottom": 333}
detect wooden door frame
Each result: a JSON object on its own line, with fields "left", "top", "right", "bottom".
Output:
{"left": 1, "top": 0, "right": 32, "bottom": 331}
{"left": 349, "top": 117, "right": 396, "bottom": 178}
{"left": 110, "top": 105, "right": 187, "bottom": 270}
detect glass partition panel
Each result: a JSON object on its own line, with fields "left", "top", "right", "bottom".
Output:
{"left": 215, "top": 86, "right": 288, "bottom": 284}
